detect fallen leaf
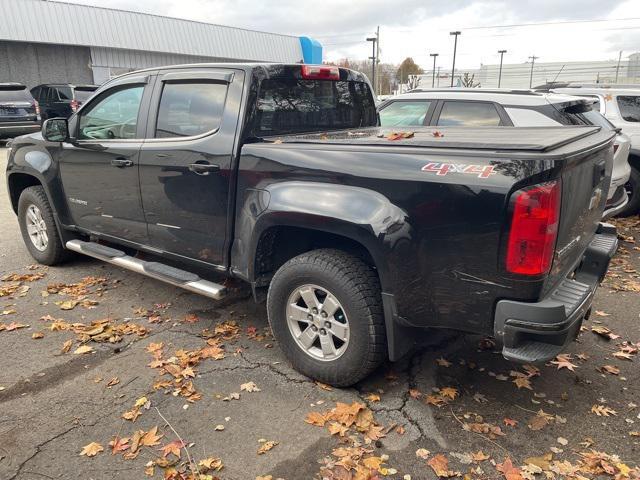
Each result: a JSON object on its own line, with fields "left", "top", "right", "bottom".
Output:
{"left": 109, "top": 436, "right": 130, "bottom": 454}
{"left": 73, "top": 345, "right": 94, "bottom": 355}
{"left": 305, "top": 411, "right": 327, "bottom": 427}
{"left": 364, "top": 393, "right": 381, "bottom": 402}
{"left": 80, "top": 442, "right": 104, "bottom": 457}
{"left": 198, "top": 457, "right": 223, "bottom": 471}
{"left": 503, "top": 418, "right": 518, "bottom": 427}
{"left": 599, "top": 365, "right": 620, "bottom": 375}
{"left": 61, "top": 340, "right": 73, "bottom": 354}
{"left": 416, "top": 448, "right": 430, "bottom": 459}
{"left": 497, "top": 458, "right": 524, "bottom": 480}
{"left": 428, "top": 453, "right": 456, "bottom": 477}
{"left": 549, "top": 354, "right": 578, "bottom": 371}
{"left": 31, "top": 332, "right": 44, "bottom": 339}
{"left": 591, "top": 405, "right": 617, "bottom": 416}
{"left": 513, "top": 376, "right": 533, "bottom": 390}
{"left": 241, "top": 381, "right": 261, "bottom": 392}
{"left": 439, "top": 387, "right": 459, "bottom": 400}
{"left": 140, "top": 426, "right": 163, "bottom": 446}
{"left": 436, "top": 357, "right": 452, "bottom": 367}
{"left": 257, "top": 440, "right": 278, "bottom": 455}
{"left": 159, "top": 440, "right": 184, "bottom": 458}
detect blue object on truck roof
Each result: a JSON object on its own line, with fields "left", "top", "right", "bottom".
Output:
{"left": 299, "top": 37, "right": 323, "bottom": 64}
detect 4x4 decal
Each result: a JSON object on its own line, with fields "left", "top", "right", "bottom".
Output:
{"left": 422, "top": 162, "right": 497, "bottom": 178}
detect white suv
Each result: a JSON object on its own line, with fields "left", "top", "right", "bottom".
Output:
{"left": 551, "top": 87, "right": 640, "bottom": 216}
{"left": 378, "top": 89, "right": 632, "bottom": 218}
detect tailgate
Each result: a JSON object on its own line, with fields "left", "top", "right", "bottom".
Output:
{"left": 545, "top": 137, "right": 614, "bottom": 293}
{"left": 0, "top": 101, "right": 37, "bottom": 122}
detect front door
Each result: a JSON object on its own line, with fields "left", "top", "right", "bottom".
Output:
{"left": 58, "top": 75, "right": 153, "bottom": 244}
{"left": 138, "top": 69, "right": 243, "bottom": 266}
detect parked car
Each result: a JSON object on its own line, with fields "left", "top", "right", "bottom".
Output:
{"left": 30, "top": 84, "right": 98, "bottom": 120}
{"left": 0, "top": 83, "right": 41, "bottom": 139}
{"left": 6, "top": 64, "right": 617, "bottom": 386}
{"left": 550, "top": 86, "right": 640, "bottom": 216}
{"left": 379, "top": 89, "right": 632, "bottom": 218}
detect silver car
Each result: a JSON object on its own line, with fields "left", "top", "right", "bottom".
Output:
{"left": 378, "top": 89, "right": 632, "bottom": 218}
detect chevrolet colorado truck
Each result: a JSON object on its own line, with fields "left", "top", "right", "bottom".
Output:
{"left": 6, "top": 63, "right": 618, "bottom": 386}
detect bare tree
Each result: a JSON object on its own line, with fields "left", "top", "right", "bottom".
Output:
{"left": 461, "top": 72, "right": 481, "bottom": 88}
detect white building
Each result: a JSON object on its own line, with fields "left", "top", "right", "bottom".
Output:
{"left": 412, "top": 53, "right": 640, "bottom": 90}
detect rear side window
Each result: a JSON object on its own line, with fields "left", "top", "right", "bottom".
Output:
{"left": 617, "top": 96, "right": 640, "bottom": 122}
{"left": 0, "top": 85, "right": 33, "bottom": 102}
{"left": 380, "top": 101, "right": 431, "bottom": 127}
{"left": 436, "top": 101, "right": 502, "bottom": 126}
{"left": 74, "top": 89, "right": 96, "bottom": 102}
{"left": 155, "top": 82, "right": 228, "bottom": 138}
{"left": 255, "top": 79, "right": 377, "bottom": 136}
{"left": 57, "top": 87, "right": 73, "bottom": 100}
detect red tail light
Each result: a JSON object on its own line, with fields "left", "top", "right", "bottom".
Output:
{"left": 301, "top": 65, "right": 340, "bottom": 80}
{"left": 506, "top": 180, "right": 561, "bottom": 276}
{"left": 33, "top": 100, "right": 40, "bottom": 116}
{"left": 70, "top": 99, "right": 79, "bottom": 112}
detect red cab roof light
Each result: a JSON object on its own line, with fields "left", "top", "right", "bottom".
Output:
{"left": 506, "top": 180, "right": 561, "bottom": 276}
{"left": 301, "top": 65, "right": 340, "bottom": 80}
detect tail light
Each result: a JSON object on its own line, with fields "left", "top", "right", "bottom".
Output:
{"left": 301, "top": 65, "right": 340, "bottom": 80}
{"left": 70, "top": 99, "right": 79, "bottom": 112}
{"left": 33, "top": 100, "right": 40, "bottom": 116}
{"left": 506, "top": 180, "right": 561, "bottom": 276}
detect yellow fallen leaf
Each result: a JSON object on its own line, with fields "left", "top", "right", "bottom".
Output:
{"left": 80, "top": 442, "right": 104, "bottom": 457}
{"left": 73, "top": 345, "right": 94, "bottom": 355}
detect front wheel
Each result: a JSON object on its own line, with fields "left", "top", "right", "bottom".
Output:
{"left": 267, "top": 249, "right": 387, "bottom": 387}
{"left": 17, "top": 186, "right": 71, "bottom": 265}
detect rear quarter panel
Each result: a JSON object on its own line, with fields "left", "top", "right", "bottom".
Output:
{"left": 234, "top": 142, "right": 556, "bottom": 335}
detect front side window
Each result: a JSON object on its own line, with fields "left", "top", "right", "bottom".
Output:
{"left": 379, "top": 101, "right": 431, "bottom": 127}
{"left": 437, "top": 101, "right": 502, "bottom": 126}
{"left": 617, "top": 95, "right": 640, "bottom": 122}
{"left": 57, "top": 87, "right": 73, "bottom": 101}
{"left": 155, "top": 82, "right": 228, "bottom": 138}
{"left": 78, "top": 85, "right": 144, "bottom": 140}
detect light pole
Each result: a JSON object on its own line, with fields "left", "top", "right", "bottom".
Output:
{"left": 528, "top": 55, "right": 539, "bottom": 89}
{"left": 497, "top": 49, "right": 507, "bottom": 88}
{"left": 366, "top": 36, "right": 378, "bottom": 94}
{"left": 429, "top": 53, "right": 439, "bottom": 88}
{"left": 449, "top": 31, "right": 461, "bottom": 87}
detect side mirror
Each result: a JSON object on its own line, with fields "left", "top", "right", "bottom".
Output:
{"left": 42, "top": 118, "right": 69, "bottom": 142}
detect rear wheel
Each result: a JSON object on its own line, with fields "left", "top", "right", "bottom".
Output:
{"left": 18, "top": 186, "right": 71, "bottom": 265}
{"left": 618, "top": 165, "right": 640, "bottom": 217}
{"left": 267, "top": 249, "right": 386, "bottom": 387}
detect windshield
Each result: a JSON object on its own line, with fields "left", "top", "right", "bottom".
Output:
{"left": 254, "top": 79, "right": 377, "bottom": 136}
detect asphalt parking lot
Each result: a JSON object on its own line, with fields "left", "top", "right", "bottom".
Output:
{"left": 0, "top": 145, "right": 639, "bottom": 480}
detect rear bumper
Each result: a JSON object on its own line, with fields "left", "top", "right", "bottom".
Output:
{"left": 602, "top": 185, "right": 629, "bottom": 219}
{"left": 494, "top": 223, "right": 618, "bottom": 363}
{"left": 0, "top": 122, "right": 41, "bottom": 138}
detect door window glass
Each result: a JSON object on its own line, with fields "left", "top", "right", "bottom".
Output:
{"left": 617, "top": 96, "right": 640, "bottom": 122}
{"left": 155, "top": 82, "right": 228, "bottom": 138}
{"left": 57, "top": 87, "right": 73, "bottom": 100}
{"left": 437, "top": 101, "right": 502, "bottom": 126}
{"left": 379, "top": 101, "right": 431, "bottom": 126}
{"left": 78, "top": 85, "right": 144, "bottom": 140}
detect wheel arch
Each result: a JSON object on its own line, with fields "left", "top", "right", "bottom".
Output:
{"left": 7, "top": 172, "right": 44, "bottom": 214}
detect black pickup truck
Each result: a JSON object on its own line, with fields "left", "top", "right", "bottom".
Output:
{"left": 6, "top": 64, "right": 618, "bottom": 386}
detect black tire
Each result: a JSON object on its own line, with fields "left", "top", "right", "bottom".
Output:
{"left": 267, "top": 249, "right": 387, "bottom": 387}
{"left": 618, "top": 165, "right": 640, "bottom": 217}
{"left": 17, "top": 186, "right": 71, "bottom": 265}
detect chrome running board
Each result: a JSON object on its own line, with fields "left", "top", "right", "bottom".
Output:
{"left": 66, "top": 239, "right": 226, "bottom": 300}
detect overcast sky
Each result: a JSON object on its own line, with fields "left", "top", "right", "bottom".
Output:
{"left": 64, "top": 0, "right": 640, "bottom": 69}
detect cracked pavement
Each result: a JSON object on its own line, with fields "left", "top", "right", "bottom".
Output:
{"left": 1, "top": 147, "right": 639, "bottom": 479}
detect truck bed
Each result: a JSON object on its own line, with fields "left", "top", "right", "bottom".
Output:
{"left": 268, "top": 125, "right": 602, "bottom": 153}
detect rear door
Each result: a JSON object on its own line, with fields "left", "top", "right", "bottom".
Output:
{"left": 138, "top": 68, "right": 244, "bottom": 266}
{"left": 431, "top": 100, "right": 511, "bottom": 126}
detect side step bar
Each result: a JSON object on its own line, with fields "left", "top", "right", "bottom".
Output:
{"left": 66, "top": 240, "right": 226, "bottom": 300}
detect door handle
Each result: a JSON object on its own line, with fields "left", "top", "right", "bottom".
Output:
{"left": 188, "top": 162, "right": 220, "bottom": 175}
{"left": 111, "top": 158, "right": 133, "bottom": 168}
